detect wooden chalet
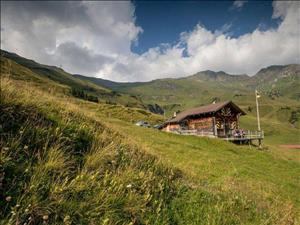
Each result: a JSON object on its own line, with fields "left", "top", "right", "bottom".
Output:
{"left": 161, "top": 101, "right": 264, "bottom": 143}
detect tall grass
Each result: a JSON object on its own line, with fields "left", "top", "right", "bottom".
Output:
{"left": 0, "top": 77, "right": 298, "bottom": 224}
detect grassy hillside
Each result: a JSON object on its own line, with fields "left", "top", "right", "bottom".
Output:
{"left": 77, "top": 64, "right": 300, "bottom": 144}
{"left": 0, "top": 50, "right": 150, "bottom": 109}
{"left": 1, "top": 52, "right": 299, "bottom": 224}
{"left": 254, "top": 65, "right": 300, "bottom": 101}
{"left": 2, "top": 72, "right": 299, "bottom": 225}
{"left": 75, "top": 64, "right": 300, "bottom": 107}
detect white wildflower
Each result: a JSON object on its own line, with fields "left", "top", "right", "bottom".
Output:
{"left": 43, "top": 215, "right": 49, "bottom": 220}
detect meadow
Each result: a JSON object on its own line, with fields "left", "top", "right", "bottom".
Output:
{"left": 1, "top": 75, "right": 299, "bottom": 225}
{"left": 1, "top": 52, "right": 299, "bottom": 224}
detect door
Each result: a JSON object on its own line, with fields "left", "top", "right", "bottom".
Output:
{"left": 225, "top": 121, "right": 230, "bottom": 137}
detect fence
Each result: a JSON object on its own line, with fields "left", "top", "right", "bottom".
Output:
{"left": 170, "top": 129, "right": 264, "bottom": 140}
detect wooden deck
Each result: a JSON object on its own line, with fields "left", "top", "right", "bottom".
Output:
{"left": 221, "top": 131, "right": 264, "bottom": 141}
{"left": 169, "top": 129, "right": 264, "bottom": 143}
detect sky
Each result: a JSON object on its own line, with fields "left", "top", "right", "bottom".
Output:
{"left": 1, "top": 0, "right": 299, "bottom": 82}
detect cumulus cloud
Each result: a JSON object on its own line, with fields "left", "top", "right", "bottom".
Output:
{"left": 98, "top": 1, "right": 299, "bottom": 81}
{"left": 1, "top": 1, "right": 300, "bottom": 82}
{"left": 1, "top": 1, "right": 141, "bottom": 75}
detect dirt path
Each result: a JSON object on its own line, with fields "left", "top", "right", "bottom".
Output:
{"left": 279, "top": 145, "right": 300, "bottom": 149}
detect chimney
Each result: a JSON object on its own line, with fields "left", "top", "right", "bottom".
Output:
{"left": 173, "top": 111, "right": 177, "bottom": 118}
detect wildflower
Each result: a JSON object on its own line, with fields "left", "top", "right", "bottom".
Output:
{"left": 3, "top": 147, "right": 9, "bottom": 151}
{"left": 19, "top": 130, "right": 24, "bottom": 134}
{"left": 126, "top": 184, "right": 132, "bottom": 189}
{"left": 63, "top": 215, "right": 71, "bottom": 223}
{"left": 25, "top": 208, "right": 29, "bottom": 213}
{"left": 16, "top": 204, "right": 20, "bottom": 208}
{"left": 6, "top": 196, "right": 12, "bottom": 202}
{"left": 102, "top": 218, "right": 109, "bottom": 224}
{"left": 24, "top": 145, "right": 29, "bottom": 150}
{"left": 25, "top": 168, "right": 29, "bottom": 173}
{"left": 43, "top": 215, "right": 49, "bottom": 220}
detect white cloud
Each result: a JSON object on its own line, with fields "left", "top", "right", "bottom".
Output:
{"left": 98, "top": 1, "right": 299, "bottom": 81}
{"left": 1, "top": 1, "right": 300, "bottom": 82}
{"left": 231, "top": 1, "right": 248, "bottom": 10}
{"left": 1, "top": 1, "right": 142, "bottom": 75}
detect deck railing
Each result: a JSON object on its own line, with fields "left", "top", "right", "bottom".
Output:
{"left": 170, "top": 129, "right": 264, "bottom": 140}
{"left": 173, "top": 129, "right": 216, "bottom": 137}
{"left": 220, "top": 130, "right": 264, "bottom": 141}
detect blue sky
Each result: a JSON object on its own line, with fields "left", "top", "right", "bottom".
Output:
{"left": 132, "top": 0, "right": 279, "bottom": 54}
{"left": 1, "top": 1, "right": 299, "bottom": 81}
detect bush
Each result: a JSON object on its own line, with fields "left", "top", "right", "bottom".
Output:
{"left": 71, "top": 87, "right": 98, "bottom": 103}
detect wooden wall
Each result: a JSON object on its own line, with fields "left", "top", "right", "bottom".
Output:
{"left": 162, "top": 123, "right": 180, "bottom": 132}
{"left": 187, "top": 117, "right": 214, "bottom": 132}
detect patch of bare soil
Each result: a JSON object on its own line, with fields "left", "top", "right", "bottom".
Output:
{"left": 279, "top": 145, "right": 300, "bottom": 149}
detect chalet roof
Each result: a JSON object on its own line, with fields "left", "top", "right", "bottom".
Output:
{"left": 166, "top": 101, "right": 246, "bottom": 123}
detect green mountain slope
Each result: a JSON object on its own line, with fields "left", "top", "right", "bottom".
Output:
{"left": 76, "top": 64, "right": 299, "bottom": 106}
{"left": 76, "top": 64, "right": 300, "bottom": 135}
{"left": 0, "top": 50, "right": 150, "bottom": 109}
{"left": 251, "top": 64, "right": 300, "bottom": 100}
{"left": 1, "top": 51, "right": 299, "bottom": 224}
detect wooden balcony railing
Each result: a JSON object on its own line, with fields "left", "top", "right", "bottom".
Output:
{"left": 222, "top": 130, "right": 264, "bottom": 141}
{"left": 171, "top": 129, "right": 216, "bottom": 137}
{"left": 169, "top": 129, "right": 264, "bottom": 140}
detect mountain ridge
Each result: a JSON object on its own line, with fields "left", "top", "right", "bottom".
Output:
{"left": 74, "top": 63, "right": 299, "bottom": 90}
{"left": 2, "top": 48, "right": 298, "bottom": 86}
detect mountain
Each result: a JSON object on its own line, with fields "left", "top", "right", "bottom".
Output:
{"left": 75, "top": 64, "right": 300, "bottom": 125}
{"left": 1, "top": 50, "right": 108, "bottom": 93}
{"left": 73, "top": 74, "right": 127, "bottom": 89}
{"left": 75, "top": 64, "right": 300, "bottom": 103}
{"left": 74, "top": 62, "right": 300, "bottom": 135}
{"left": 186, "top": 70, "right": 250, "bottom": 82}
{"left": 0, "top": 49, "right": 151, "bottom": 109}
{"left": 250, "top": 64, "right": 300, "bottom": 100}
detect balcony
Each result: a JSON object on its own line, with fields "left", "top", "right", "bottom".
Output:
{"left": 169, "top": 128, "right": 264, "bottom": 143}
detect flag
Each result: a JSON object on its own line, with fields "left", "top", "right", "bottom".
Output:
{"left": 255, "top": 90, "right": 261, "bottom": 98}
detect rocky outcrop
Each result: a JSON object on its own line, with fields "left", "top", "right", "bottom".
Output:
{"left": 147, "top": 104, "right": 164, "bottom": 115}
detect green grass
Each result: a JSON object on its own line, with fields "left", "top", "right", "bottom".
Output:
{"left": 1, "top": 76, "right": 299, "bottom": 224}
{"left": 1, "top": 52, "right": 300, "bottom": 224}
{"left": 0, "top": 78, "right": 181, "bottom": 225}
{"left": 107, "top": 119, "right": 300, "bottom": 204}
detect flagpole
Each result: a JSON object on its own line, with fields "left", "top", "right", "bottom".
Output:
{"left": 255, "top": 90, "right": 261, "bottom": 131}
{"left": 255, "top": 90, "right": 263, "bottom": 149}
